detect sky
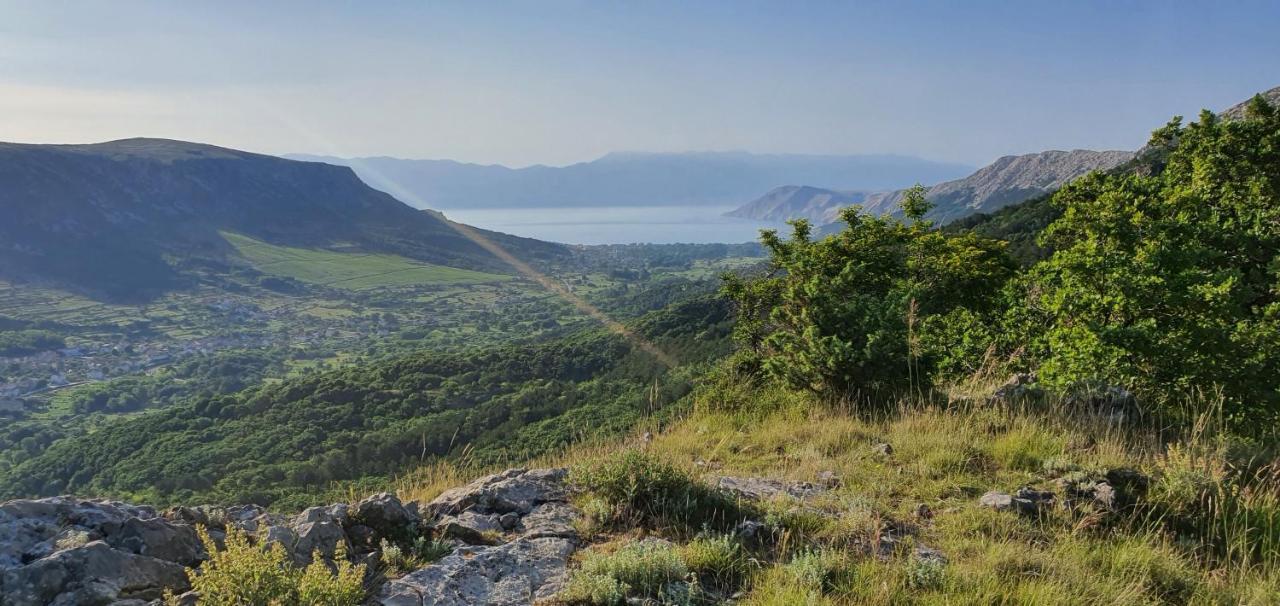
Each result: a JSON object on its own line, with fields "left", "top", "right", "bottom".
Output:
{"left": 1, "top": 0, "right": 1277, "bottom": 168}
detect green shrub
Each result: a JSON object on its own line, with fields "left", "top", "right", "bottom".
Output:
{"left": 182, "top": 525, "right": 365, "bottom": 606}
{"left": 573, "top": 450, "right": 747, "bottom": 533}
{"left": 722, "top": 186, "right": 1014, "bottom": 398}
{"left": 681, "top": 534, "right": 750, "bottom": 588}
{"left": 559, "top": 540, "right": 690, "bottom": 605}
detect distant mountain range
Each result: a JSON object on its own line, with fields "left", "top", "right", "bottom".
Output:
{"left": 727, "top": 149, "right": 1135, "bottom": 225}
{"left": 729, "top": 86, "right": 1280, "bottom": 227}
{"left": 0, "top": 138, "right": 564, "bottom": 300}
{"left": 283, "top": 151, "right": 974, "bottom": 210}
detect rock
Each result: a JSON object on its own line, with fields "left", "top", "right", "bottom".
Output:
{"left": 107, "top": 517, "right": 204, "bottom": 566}
{"left": 291, "top": 518, "right": 349, "bottom": 565}
{"left": 988, "top": 373, "right": 1040, "bottom": 404}
{"left": 353, "top": 493, "right": 420, "bottom": 539}
{"left": 914, "top": 503, "right": 934, "bottom": 520}
{"left": 427, "top": 468, "right": 569, "bottom": 518}
{"left": 913, "top": 545, "right": 948, "bottom": 565}
{"left": 1, "top": 540, "right": 190, "bottom": 606}
{"left": 346, "top": 524, "right": 376, "bottom": 550}
{"left": 498, "top": 512, "right": 521, "bottom": 531}
{"left": 816, "top": 471, "right": 842, "bottom": 489}
{"left": 979, "top": 488, "right": 1054, "bottom": 515}
{"left": 518, "top": 502, "right": 579, "bottom": 541}
{"left": 733, "top": 520, "right": 767, "bottom": 546}
{"left": 373, "top": 537, "right": 575, "bottom": 606}
{"left": 872, "top": 442, "right": 894, "bottom": 456}
{"left": 434, "top": 511, "right": 502, "bottom": 545}
{"left": 712, "top": 475, "right": 826, "bottom": 501}
{"left": 168, "top": 591, "right": 200, "bottom": 606}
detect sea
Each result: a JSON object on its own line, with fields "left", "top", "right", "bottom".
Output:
{"left": 441, "top": 205, "right": 776, "bottom": 245}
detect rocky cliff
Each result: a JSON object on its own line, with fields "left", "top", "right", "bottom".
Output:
{"left": 726, "top": 149, "right": 1134, "bottom": 225}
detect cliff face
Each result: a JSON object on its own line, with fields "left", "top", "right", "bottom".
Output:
{"left": 727, "top": 149, "right": 1135, "bottom": 225}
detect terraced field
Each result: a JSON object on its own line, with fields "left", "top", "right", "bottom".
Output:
{"left": 223, "top": 232, "right": 509, "bottom": 289}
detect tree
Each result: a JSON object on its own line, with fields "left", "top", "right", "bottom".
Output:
{"left": 1015, "top": 97, "right": 1280, "bottom": 425}
{"left": 724, "top": 197, "right": 1013, "bottom": 399}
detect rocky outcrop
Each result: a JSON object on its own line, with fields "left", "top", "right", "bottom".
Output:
{"left": 2, "top": 540, "right": 190, "bottom": 606}
{"left": 0, "top": 497, "right": 196, "bottom": 604}
{"left": 375, "top": 468, "right": 580, "bottom": 606}
{"left": 376, "top": 538, "right": 576, "bottom": 606}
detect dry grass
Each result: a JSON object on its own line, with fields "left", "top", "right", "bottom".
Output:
{"left": 386, "top": 377, "right": 1280, "bottom": 605}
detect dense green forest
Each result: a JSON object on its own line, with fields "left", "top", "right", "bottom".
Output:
{"left": 0, "top": 295, "right": 732, "bottom": 507}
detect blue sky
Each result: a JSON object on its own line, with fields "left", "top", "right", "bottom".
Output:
{"left": 1, "top": 0, "right": 1277, "bottom": 167}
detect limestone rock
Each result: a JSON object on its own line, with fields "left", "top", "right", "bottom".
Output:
{"left": 1, "top": 540, "right": 189, "bottom": 606}
{"left": 427, "top": 468, "right": 569, "bottom": 518}
{"left": 107, "top": 517, "right": 204, "bottom": 566}
{"left": 712, "top": 475, "right": 826, "bottom": 501}
{"left": 354, "top": 493, "right": 420, "bottom": 539}
{"left": 518, "top": 502, "right": 579, "bottom": 541}
{"left": 373, "top": 537, "right": 575, "bottom": 606}
{"left": 434, "top": 511, "right": 502, "bottom": 545}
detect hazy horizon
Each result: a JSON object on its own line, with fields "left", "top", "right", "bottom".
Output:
{"left": 3, "top": 1, "right": 1278, "bottom": 168}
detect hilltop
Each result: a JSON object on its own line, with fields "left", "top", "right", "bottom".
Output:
{"left": 0, "top": 138, "right": 565, "bottom": 300}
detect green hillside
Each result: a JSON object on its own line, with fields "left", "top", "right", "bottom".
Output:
{"left": 223, "top": 232, "right": 508, "bottom": 290}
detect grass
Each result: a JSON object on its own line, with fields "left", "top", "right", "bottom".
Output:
{"left": 222, "top": 232, "right": 508, "bottom": 290}
{"left": 390, "top": 373, "right": 1280, "bottom": 605}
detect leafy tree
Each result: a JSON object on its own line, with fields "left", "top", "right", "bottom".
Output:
{"left": 1015, "top": 96, "right": 1280, "bottom": 424}
{"left": 725, "top": 188, "right": 1014, "bottom": 398}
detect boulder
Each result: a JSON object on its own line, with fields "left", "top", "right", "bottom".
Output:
{"left": 374, "top": 537, "right": 575, "bottom": 606}
{"left": 1, "top": 540, "right": 190, "bottom": 606}
{"left": 354, "top": 493, "right": 420, "bottom": 539}
{"left": 426, "top": 468, "right": 569, "bottom": 518}
{"left": 711, "top": 475, "right": 826, "bottom": 501}
{"left": 433, "top": 511, "right": 502, "bottom": 545}
{"left": 107, "top": 517, "right": 204, "bottom": 566}
{"left": 291, "top": 518, "right": 349, "bottom": 565}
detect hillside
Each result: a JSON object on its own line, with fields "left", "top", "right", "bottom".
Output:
{"left": 727, "top": 149, "right": 1133, "bottom": 225}
{"left": 0, "top": 138, "right": 566, "bottom": 300}
{"left": 284, "top": 151, "right": 974, "bottom": 210}
{"left": 0, "top": 294, "right": 734, "bottom": 507}
{"left": 724, "top": 186, "right": 876, "bottom": 223}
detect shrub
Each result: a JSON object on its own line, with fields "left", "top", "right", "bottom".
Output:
{"left": 573, "top": 450, "right": 747, "bottom": 533}
{"left": 559, "top": 540, "right": 690, "bottom": 605}
{"left": 722, "top": 187, "right": 1014, "bottom": 399}
{"left": 681, "top": 534, "right": 750, "bottom": 588}
{"left": 183, "top": 525, "right": 365, "bottom": 606}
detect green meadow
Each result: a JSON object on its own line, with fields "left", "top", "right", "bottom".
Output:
{"left": 222, "top": 232, "right": 509, "bottom": 290}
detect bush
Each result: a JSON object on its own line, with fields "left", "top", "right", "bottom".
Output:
{"left": 181, "top": 525, "right": 365, "bottom": 606}
{"left": 573, "top": 450, "right": 748, "bottom": 534}
{"left": 723, "top": 187, "right": 1014, "bottom": 399}
{"left": 681, "top": 534, "right": 750, "bottom": 588}
{"left": 559, "top": 540, "right": 691, "bottom": 605}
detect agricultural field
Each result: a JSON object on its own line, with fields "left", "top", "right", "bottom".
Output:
{"left": 222, "top": 232, "right": 509, "bottom": 289}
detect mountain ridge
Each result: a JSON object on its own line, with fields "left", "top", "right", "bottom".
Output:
{"left": 727, "top": 149, "right": 1134, "bottom": 225}
{"left": 283, "top": 150, "right": 974, "bottom": 210}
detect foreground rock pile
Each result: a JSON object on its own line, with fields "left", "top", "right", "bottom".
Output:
{"left": 0, "top": 468, "right": 579, "bottom": 606}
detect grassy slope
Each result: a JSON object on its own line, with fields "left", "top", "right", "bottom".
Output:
{"left": 397, "top": 380, "right": 1280, "bottom": 605}
{"left": 223, "top": 232, "right": 509, "bottom": 289}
